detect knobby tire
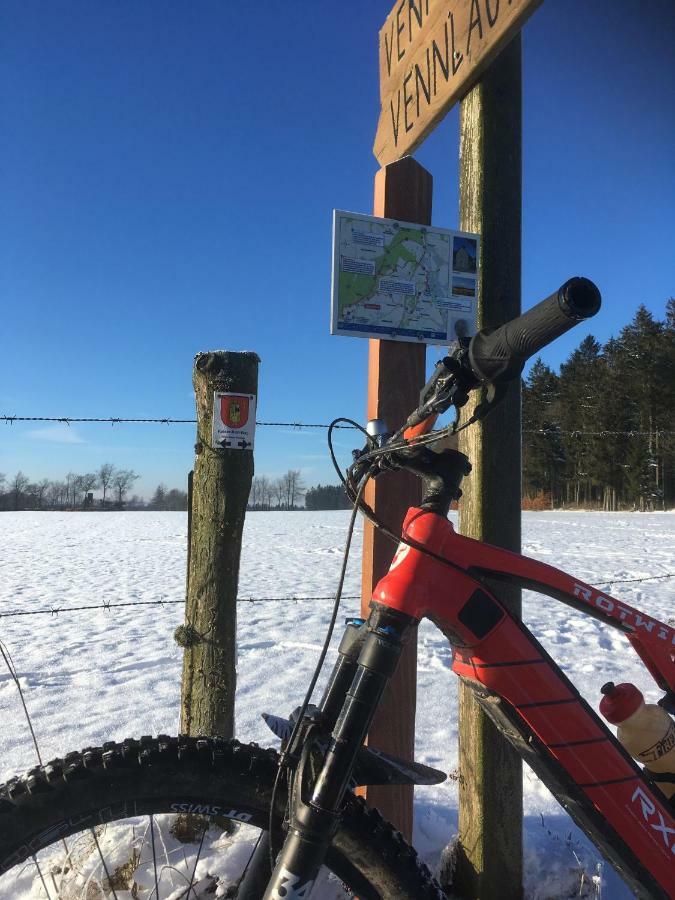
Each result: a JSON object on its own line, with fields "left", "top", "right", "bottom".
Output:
{"left": 0, "top": 736, "right": 446, "bottom": 899}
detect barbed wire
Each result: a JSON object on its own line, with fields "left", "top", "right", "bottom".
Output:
{"left": 593, "top": 573, "right": 674, "bottom": 589}
{"left": 0, "top": 415, "right": 358, "bottom": 430}
{"left": 0, "top": 595, "right": 363, "bottom": 619}
{"left": 528, "top": 429, "right": 674, "bottom": 437}
{"left": 1, "top": 415, "right": 672, "bottom": 437}
{"left": 1, "top": 574, "right": 672, "bottom": 621}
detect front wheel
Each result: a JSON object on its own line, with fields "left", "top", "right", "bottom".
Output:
{"left": 0, "top": 736, "right": 446, "bottom": 899}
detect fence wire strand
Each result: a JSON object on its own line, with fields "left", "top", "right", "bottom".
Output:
{"left": 0, "top": 415, "right": 359, "bottom": 430}
{"left": 1, "top": 415, "right": 672, "bottom": 437}
{"left": 0, "top": 595, "right": 363, "bottom": 619}
{"left": 0, "top": 574, "right": 672, "bottom": 621}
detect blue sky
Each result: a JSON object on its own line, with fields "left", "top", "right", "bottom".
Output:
{"left": 1, "top": 0, "right": 673, "bottom": 497}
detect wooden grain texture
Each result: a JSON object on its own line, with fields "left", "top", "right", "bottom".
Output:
{"left": 454, "top": 35, "right": 524, "bottom": 899}
{"left": 374, "top": 0, "right": 542, "bottom": 166}
{"left": 180, "top": 351, "right": 259, "bottom": 740}
{"left": 360, "top": 156, "right": 431, "bottom": 841}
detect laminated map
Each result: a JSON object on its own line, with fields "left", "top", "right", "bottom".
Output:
{"left": 331, "top": 210, "right": 479, "bottom": 345}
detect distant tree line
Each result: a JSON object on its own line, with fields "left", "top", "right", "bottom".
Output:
{"left": 0, "top": 464, "right": 140, "bottom": 511}
{"left": 523, "top": 303, "right": 675, "bottom": 510}
{"left": 305, "top": 484, "right": 351, "bottom": 510}
{"left": 148, "top": 484, "right": 189, "bottom": 510}
{"left": 6, "top": 303, "right": 670, "bottom": 515}
{"left": 248, "top": 470, "right": 306, "bottom": 510}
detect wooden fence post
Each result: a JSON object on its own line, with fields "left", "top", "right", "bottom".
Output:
{"left": 454, "top": 35, "right": 524, "bottom": 899}
{"left": 360, "top": 156, "right": 432, "bottom": 841}
{"left": 186, "top": 469, "right": 193, "bottom": 594}
{"left": 178, "top": 351, "right": 259, "bottom": 739}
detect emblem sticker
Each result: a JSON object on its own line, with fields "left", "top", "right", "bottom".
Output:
{"left": 212, "top": 392, "right": 256, "bottom": 451}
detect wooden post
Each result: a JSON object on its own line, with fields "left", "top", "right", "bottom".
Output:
{"left": 186, "top": 469, "right": 193, "bottom": 595}
{"left": 454, "top": 36, "right": 523, "bottom": 899}
{"left": 360, "top": 156, "right": 432, "bottom": 841}
{"left": 178, "top": 351, "right": 259, "bottom": 739}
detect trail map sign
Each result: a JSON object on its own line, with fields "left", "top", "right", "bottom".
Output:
{"left": 331, "top": 210, "right": 479, "bottom": 345}
{"left": 374, "top": 0, "right": 542, "bottom": 165}
{"left": 212, "top": 392, "right": 256, "bottom": 450}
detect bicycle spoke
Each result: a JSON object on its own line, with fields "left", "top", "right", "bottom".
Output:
{"left": 89, "top": 827, "right": 119, "bottom": 900}
{"left": 233, "top": 828, "right": 265, "bottom": 894}
{"left": 31, "top": 854, "right": 51, "bottom": 899}
{"left": 183, "top": 819, "right": 207, "bottom": 899}
{"left": 150, "top": 814, "right": 160, "bottom": 899}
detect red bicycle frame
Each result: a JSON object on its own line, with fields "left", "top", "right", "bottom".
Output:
{"left": 373, "top": 507, "right": 675, "bottom": 899}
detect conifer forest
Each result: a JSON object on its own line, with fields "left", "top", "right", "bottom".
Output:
{"left": 522, "top": 302, "right": 675, "bottom": 510}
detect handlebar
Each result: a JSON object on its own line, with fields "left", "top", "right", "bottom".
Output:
{"left": 352, "top": 277, "right": 602, "bottom": 506}
{"left": 467, "top": 277, "right": 601, "bottom": 383}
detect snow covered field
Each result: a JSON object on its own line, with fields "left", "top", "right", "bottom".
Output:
{"left": 0, "top": 509, "right": 673, "bottom": 898}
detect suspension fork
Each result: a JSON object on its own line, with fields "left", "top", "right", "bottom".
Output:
{"left": 261, "top": 603, "right": 416, "bottom": 900}
{"left": 236, "top": 618, "right": 367, "bottom": 900}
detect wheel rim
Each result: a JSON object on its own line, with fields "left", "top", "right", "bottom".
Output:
{"left": 2, "top": 813, "right": 354, "bottom": 899}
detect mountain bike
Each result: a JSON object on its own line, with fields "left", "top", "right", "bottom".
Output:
{"left": 1, "top": 277, "right": 674, "bottom": 899}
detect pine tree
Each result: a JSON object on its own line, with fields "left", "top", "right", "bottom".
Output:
{"left": 596, "top": 337, "right": 634, "bottom": 510}
{"left": 305, "top": 484, "right": 351, "bottom": 510}
{"left": 558, "top": 336, "right": 605, "bottom": 506}
{"left": 611, "top": 306, "right": 673, "bottom": 509}
{"left": 150, "top": 484, "right": 167, "bottom": 510}
{"left": 522, "top": 359, "right": 564, "bottom": 505}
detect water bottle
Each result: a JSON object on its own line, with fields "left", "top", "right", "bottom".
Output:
{"left": 600, "top": 681, "right": 675, "bottom": 800}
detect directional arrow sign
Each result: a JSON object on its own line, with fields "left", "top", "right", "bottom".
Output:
{"left": 373, "top": 0, "right": 542, "bottom": 166}
{"left": 211, "top": 391, "right": 256, "bottom": 451}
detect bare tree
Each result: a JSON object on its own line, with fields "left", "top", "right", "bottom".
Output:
{"left": 259, "top": 475, "right": 272, "bottom": 509}
{"left": 79, "top": 473, "right": 98, "bottom": 507}
{"left": 112, "top": 469, "right": 139, "bottom": 507}
{"left": 287, "top": 470, "right": 305, "bottom": 509}
{"left": 277, "top": 472, "right": 290, "bottom": 509}
{"left": 98, "top": 462, "right": 116, "bottom": 507}
{"left": 249, "top": 476, "right": 261, "bottom": 509}
{"left": 65, "top": 472, "right": 77, "bottom": 509}
{"left": 47, "top": 481, "right": 66, "bottom": 509}
{"left": 10, "top": 471, "right": 29, "bottom": 510}
{"left": 275, "top": 470, "right": 306, "bottom": 509}
{"left": 33, "top": 478, "right": 50, "bottom": 509}
{"left": 273, "top": 476, "right": 286, "bottom": 509}
{"left": 71, "top": 474, "right": 84, "bottom": 508}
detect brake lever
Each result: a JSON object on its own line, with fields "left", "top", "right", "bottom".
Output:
{"left": 459, "top": 381, "right": 509, "bottom": 430}
{"left": 347, "top": 345, "right": 509, "bottom": 484}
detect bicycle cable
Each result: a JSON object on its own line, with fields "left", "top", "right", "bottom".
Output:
{"left": 265, "top": 414, "right": 489, "bottom": 870}
{"left": 268, "top": 457, "right": 373, "bottom": 870}
{"left": 330, "top": 413, "right": 492, "bottom": 584}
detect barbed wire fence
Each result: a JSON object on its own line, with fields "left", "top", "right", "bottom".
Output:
{"left": 0, "top": 573, "right": 673, "bottom": 623}
{"left": 1, "top": 411, "right": 673, "bottom": 618}
{"left": 2, "top": 414, "right": 673, "bottom": 437}
{"left": 1, "top": 414, "right": 673, "bottom": 811}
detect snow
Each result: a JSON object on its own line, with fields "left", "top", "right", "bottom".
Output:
{"left": 0, "top": 509, "right": 673, "bottom": 898}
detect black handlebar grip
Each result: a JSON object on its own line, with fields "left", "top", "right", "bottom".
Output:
{"left": 467, "top": 277, "right": 601, "bottom": 383}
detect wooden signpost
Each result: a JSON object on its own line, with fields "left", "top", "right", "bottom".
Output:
{"left": 360, "top": 157, "right": 432, "bottom": 843}
{"left": 361, "top": 0, "right": 541, "bottom": 895}
{"left": 374, "top": 0, "right": 541, "bottom": 166}
{"left": 455, "top": 33, "right": 524, "bottom": 900}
